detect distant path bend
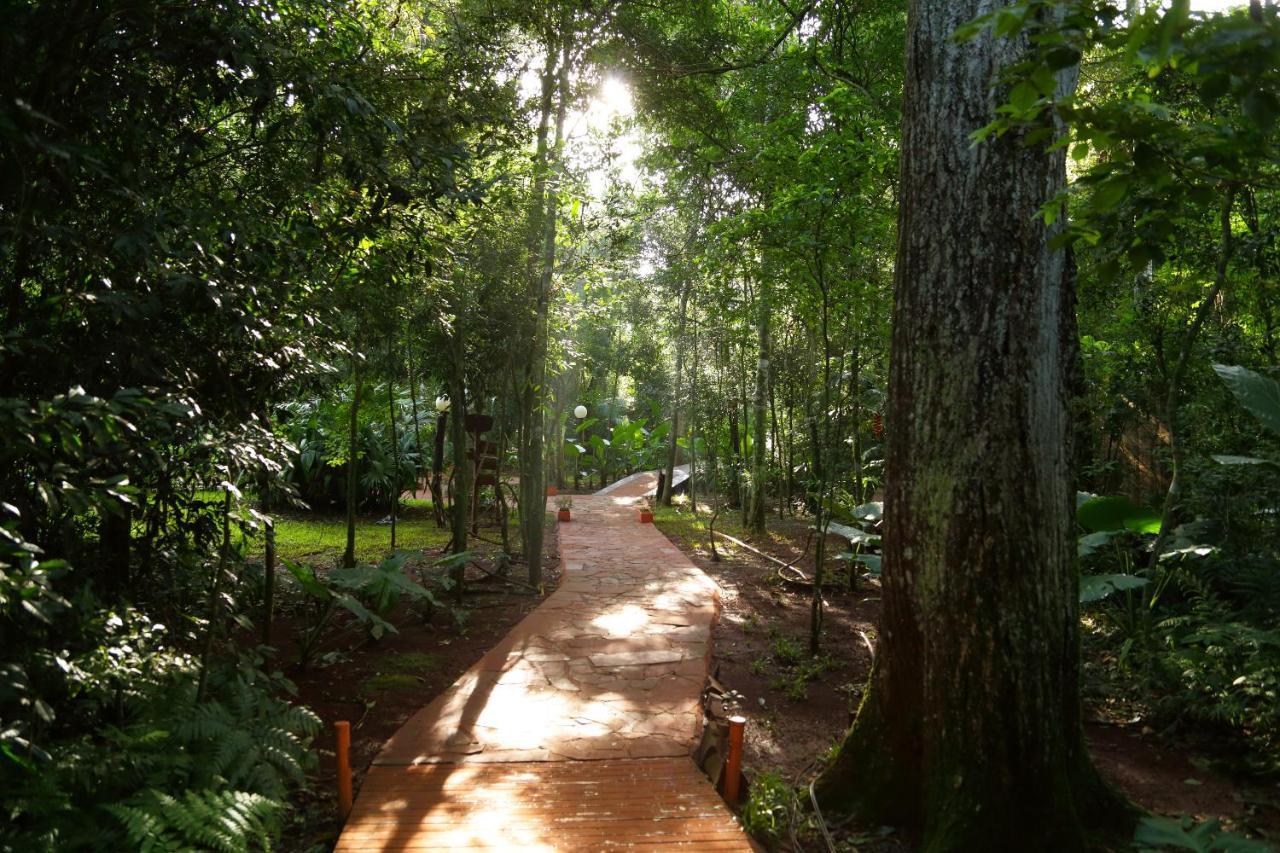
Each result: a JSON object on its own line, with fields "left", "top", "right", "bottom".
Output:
{"left": 334, "top": 485, "right": 753, "bottom": 851}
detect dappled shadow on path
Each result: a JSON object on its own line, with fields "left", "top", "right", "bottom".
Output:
{"left": 333, "top": 493, "right": 752, "bottom": 851}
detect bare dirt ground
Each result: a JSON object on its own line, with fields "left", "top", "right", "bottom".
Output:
{"left": 654, "top": 501, "right": 1280, "bottom": 852}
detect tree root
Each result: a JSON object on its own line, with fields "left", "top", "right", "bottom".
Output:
{"left": 710, "top": 528, "right": 815, "bottom": 586}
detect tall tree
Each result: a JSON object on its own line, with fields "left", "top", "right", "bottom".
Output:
{"left": 814, "top": 1, "right": 1126, "bottom": 848}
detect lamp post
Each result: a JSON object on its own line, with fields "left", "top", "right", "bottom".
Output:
{"left": 571, "top": 404, "right": 588, "bottom": 491}
{"left": 430, "top": 396, "right": 450, "bottom": 525}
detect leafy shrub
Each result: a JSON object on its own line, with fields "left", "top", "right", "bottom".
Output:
{"left": 769, "top": 630, "right": 804, "bottom": 667}
{"left": 280, "top": 394, "right": 424, "bottom": 510}
{"left": 770, "top": 655, "right": 832, "bottom": 702}
{"left": 741, "top": 771, "right": 793, "bottom": 845}
{"left": 1, "top": 634, "right": 319, "bottom": 851}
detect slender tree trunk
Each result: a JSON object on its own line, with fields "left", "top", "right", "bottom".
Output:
{"left": 748, "top": 277, "right": 770, "bottom": 535}
{"left": 770, "top": 350, "right": 781, "bottom": 520}
{"left": 849, "top": 341, "right": 865, "bottom": 504}
{"left": 519, "top": 22, "right": 570, "bottom": 586}
{"left": 1151, "top": 190, "right": 1235, "bottom": 560}
{"left": 387, "top": 348, "right": 399, "bottom": 550}
{"left": 262, "top": 520, "right": 275, "bottom": 644}
{"left": 815, "top": 3, "right": 1126, "bottom": 847}
{"left": 689, "top": 306, "right": 701, "bottom": 513}
{"left": 408, "top": 349, "right": 423, "bottom": 500}
{"left": 739, "top": 338, "right": 750, "bottom": 520}
{"left": 196, "top": 489, "right": 232, "bottom": 703}
{"left": 447, "top": 313, "right": 470, "bottom": 564}
{"left": 663, "top": 284, "right": 690, "bottom": 505}
{"left": 1242, "top": 190, "right": 1276, "bottom": 362}
{"left": 260, "top": 461, "right": 275, "bottom": 646}
{"left": 431, "top": 410, "right": 448, "bottom": 527}
{"left": 812, "top": 260, "right": 831, "bottom": 655}
{"left": 342, "top": 360, "right": 364, "bottom": 569}
{"left": 98, "top": 505, "right": 132, "bottom": 594}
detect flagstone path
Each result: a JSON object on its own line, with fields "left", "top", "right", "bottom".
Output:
{"left": 334, "top": 477, "right": 753, "bottom": 851}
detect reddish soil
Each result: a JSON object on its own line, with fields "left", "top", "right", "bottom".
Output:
{"left": 654, "top": 505, "right": 1280, "bottom": 852}
{"left": 277, "top": 517, "right": 561, "bottom": 850}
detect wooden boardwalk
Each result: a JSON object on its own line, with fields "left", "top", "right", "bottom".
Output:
{"left": 333, "top": 482, "right": 753, "bottom": 851}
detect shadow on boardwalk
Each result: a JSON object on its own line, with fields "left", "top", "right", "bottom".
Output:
{"left": 333, "top": 489, "right": 754, "bottom": 851}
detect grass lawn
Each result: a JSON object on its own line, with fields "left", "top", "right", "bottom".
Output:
{"left": 652, "top": 499, "right": 748, "bottom": 539}
{"left": 269, "top": 516, "right": 450, "bottom": 565}
{"left": 244, "top": 499, "right": 452, "bottom": 566}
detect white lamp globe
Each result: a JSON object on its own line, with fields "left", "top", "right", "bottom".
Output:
{"left": 435, "top": 396, "right": 451, "bottom": 413}
{"left": 573, "top": 404, "right": 588, "bottom": 419}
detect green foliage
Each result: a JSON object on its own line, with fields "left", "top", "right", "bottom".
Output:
{"left": 770, "top": 655, "right": 831, "bottom": 702}
{"left": 1133, "top": 815, "right": 1273, "bottom": 853}
{"left": 280, "top": 392, "right": 426, "bottom": 510}
{"left": 330, "top": 550, "right": 441, "bottom": 625}
{"left": 107, "top": 788, "right": 280, "bottom": 853}
{"left": 740, "top": 771, "right": 793, "bottom": 844}
{"left": 768, "top": 630, "right": 804, "bottom": 667}
{"left": 1078, "top": 496, "right": 1163, "bottom": 534}
{"left": 2, "top": 648, "right": 318, "bottom": 851}
{"left": 1079, "top": 572, "right": 1149, "bottom": 604}
{"left": 1213, "top": 365, "right": 1280, "bottom": 439}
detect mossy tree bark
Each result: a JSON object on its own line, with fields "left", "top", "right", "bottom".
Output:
{"left": 814, "top": 1, "right": 1129, "bottom": 849}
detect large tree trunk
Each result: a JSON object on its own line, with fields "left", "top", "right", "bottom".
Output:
{"left": 814, "top": 2, "right": 1126, "bottom": 849}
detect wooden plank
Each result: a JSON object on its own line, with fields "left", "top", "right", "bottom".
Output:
{"left": 336, "top": 758, "right": 753, "bottom": 851}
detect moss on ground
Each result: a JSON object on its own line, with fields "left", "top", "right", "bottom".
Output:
{"left": 380, "top": 652, "right": 441, "bottom": 674}
{"left": 360, "top": 673, "right": 423, "bottom": 695}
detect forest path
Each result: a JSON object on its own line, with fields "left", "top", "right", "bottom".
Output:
{"left": 333, "top": 487, "right": 753, "bottom": 851}
{"left": 594, "top": 464, "right": 690, "bottom": 498}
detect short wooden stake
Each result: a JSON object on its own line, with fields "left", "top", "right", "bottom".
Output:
{"left": 335, "top": 720, "right": 353, "bottom": 818}
{"left": 724, "top": 715, "right": 746, "bottom": 806}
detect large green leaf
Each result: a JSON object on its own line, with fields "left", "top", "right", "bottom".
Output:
{"left": 1079, "top": 573, "right": 1148, "bottom": 604}
{"left": 1213, "top": 364, "right": 1280, "bottom": 437}
{"left": 284, "top": 561, "right": 331, "bottom": 601}
{"left": 1077, "top": 529, "right": 1126, "bottom": 558}
{"left": 334, "top": 593, "right": 397, "bottom": 639}
{"left": 1077, "top": 496, "right": 1162, "bottom": 534}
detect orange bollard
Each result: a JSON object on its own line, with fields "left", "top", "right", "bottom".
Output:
{"left": 723, "top": 715, "right": 746, "bottom": 806}
{"left": 335, "top": 720, "right": 352, "bottom": 818}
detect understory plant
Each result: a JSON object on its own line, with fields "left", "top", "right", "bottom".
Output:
{"left": 1079, "top": 364, "right": 1280, "bottom": 769}
{"left": 2, "top": 613, "right": 319, "bottom": 851}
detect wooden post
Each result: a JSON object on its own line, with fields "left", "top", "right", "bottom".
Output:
{"left": 724, "top": 715, "right": 746, "bottom": 806}
{"left": 261, "top": 520, "right": 275, "bottom": 645}
{"left": 335, "top": 720, "right": 353, "bottom": 818}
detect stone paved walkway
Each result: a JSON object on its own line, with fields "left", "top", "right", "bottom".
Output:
{"left": 334, "top": 484, "right": 753, "bottom": 851}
